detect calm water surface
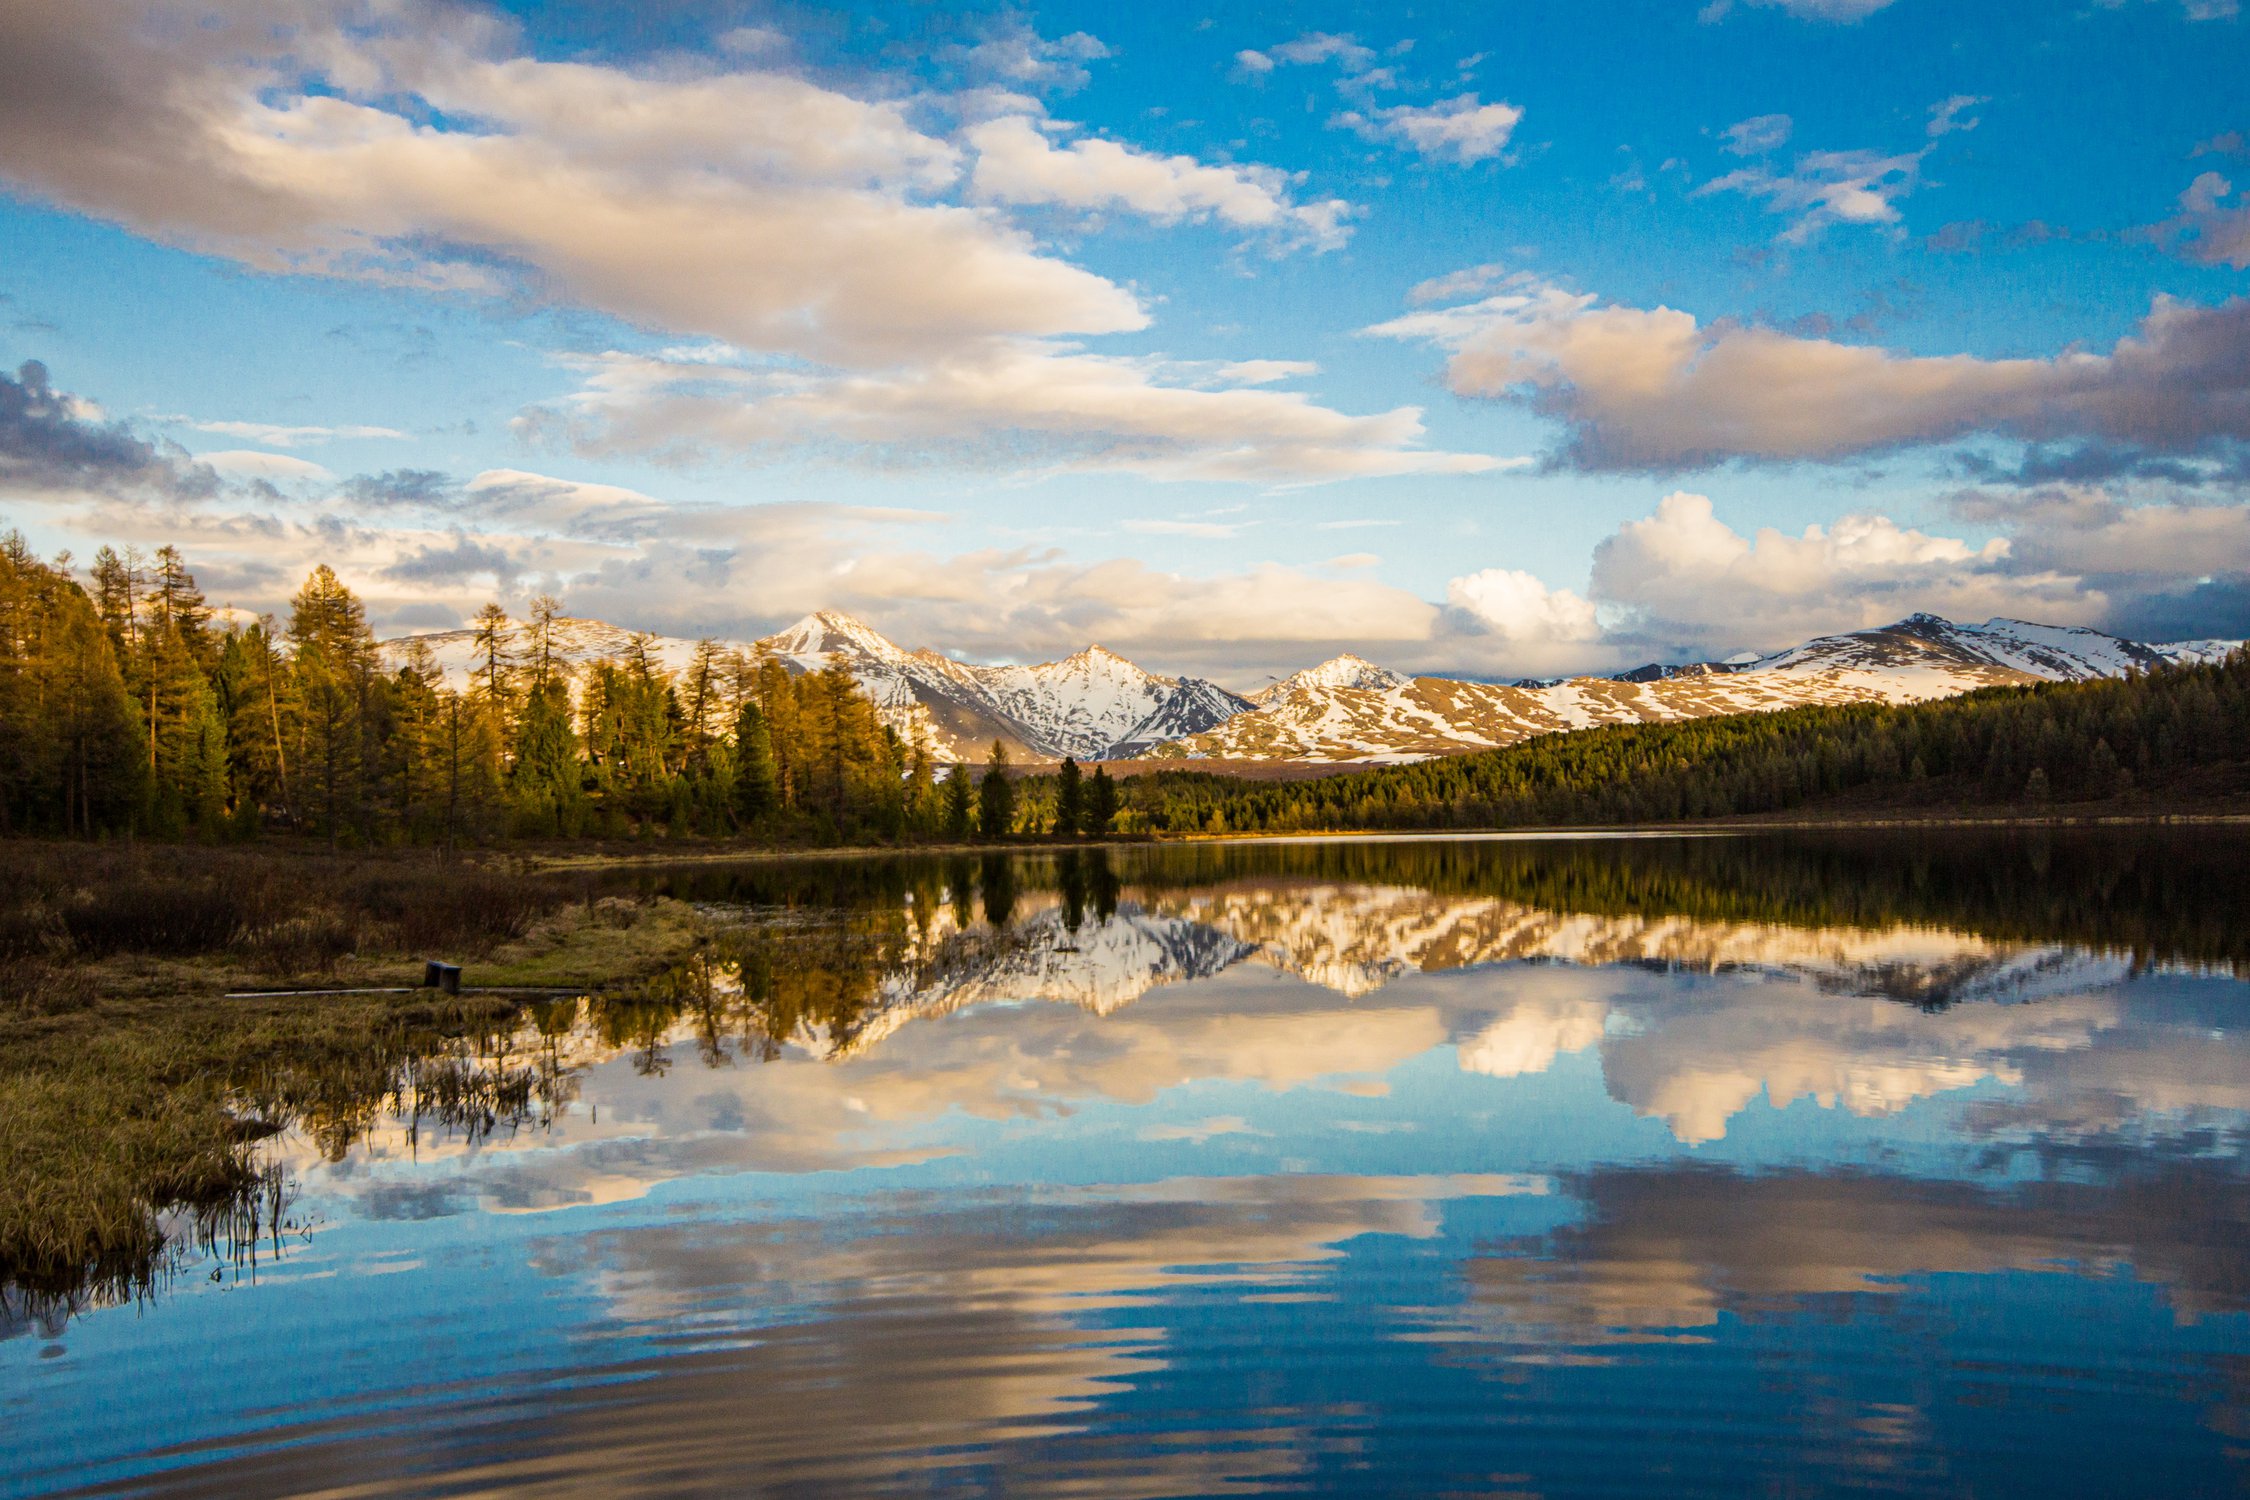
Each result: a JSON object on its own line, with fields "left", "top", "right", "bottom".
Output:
{"left": 5, "top": 831, "right": 2248, "bottom": 1497}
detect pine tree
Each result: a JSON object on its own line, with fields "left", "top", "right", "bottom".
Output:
{"left": 1054, "top": 756, "right": 1083, "bottom": 837}
{"left": 1085, "top": 765, "right": 1120, "bottom": 835}
{"left": 286, "top": 566, "right": 378, "bottom": 847}
{"left": 469, "top": 601, "right": 518, "bottom": 753}
{"left": 0, "top": 534, "right": 142, "bottom": 834}
{"left": 513, "top": 677, "right": 585, "bottom": 837}
{"left": 903, "top": 737, "right": 937, "bottom": 833}
{"left": 733, "top": 698, "right": 779, "bottom": 826}
{"left": 978, "top": 740, "right": 1014, "bottom": 839}
{"left": 526, "top": 594, "right": 567, "bottom": 696}
{"left": 389, "top": 639, "right": 445, "bottom": 838}
{"left": 944, "top": 764, "right": 974, "bottom": 840}
{"left": 148, "top": 545, "right": 215, "bottom": 670}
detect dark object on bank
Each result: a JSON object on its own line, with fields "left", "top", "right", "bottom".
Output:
{"left": 423, "top": 960, "right": 462, "bottom": 994}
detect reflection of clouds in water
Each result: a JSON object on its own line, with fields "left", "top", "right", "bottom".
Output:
{"left": 1457, "top": 992, "right": 1610, "bottom": 1078}
{"left": 1452, "top": 1160, "right": 2250, "bottom": 1343}
{"left": 275, "top": 887, "right": 2250, "bottom": 1217}
{"left": 135, "top": 1176, "right": 1541, "bottom": 1499}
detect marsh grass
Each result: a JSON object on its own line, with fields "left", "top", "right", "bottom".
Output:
{"left": 0, "top": 843, "right": 708, "bottom": 1308}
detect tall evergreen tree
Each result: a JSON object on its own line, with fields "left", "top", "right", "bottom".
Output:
{"left": 1085, "top": 765, "right": 1119, "bottom": 835}
{"left": 1054, "top": 756, "right": 1083, "bottom": 837}
{"left": 513, "top": 676, "right": 585, "bottom": 837}
{"left": 978, "top": 741, "right": 1014, "bottom": 840}
{"left": 285, "top": 566, "right": 380, "bottom": 847}
{"left": 944, "top": 763, "right": 974, "bottom": 840}
{"left": 732, "top": 698, "right": 780, "bottom": 826}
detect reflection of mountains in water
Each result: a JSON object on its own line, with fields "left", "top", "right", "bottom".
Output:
{"left": 817, "top": 883, "right": 2130, "bottom": 1055}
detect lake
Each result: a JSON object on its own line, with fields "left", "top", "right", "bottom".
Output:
{"left": 5, "top": 830, "right": 2247, "bottom": 1497}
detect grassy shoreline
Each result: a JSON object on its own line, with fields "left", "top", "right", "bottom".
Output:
{"left": 0, "top": 845, "right": 713, "bottom": 1304}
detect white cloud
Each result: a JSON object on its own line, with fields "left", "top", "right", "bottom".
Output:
{"left": 1446, "top": 568, "right": 1602, "bottom": 643}
{"left": 1586, "top": 491, "right": 2089, "bottom": 647}
{"left": 1701, "top": 0, "right": 1902, "bottom": 21}
{"left": 1720, "top": 114, "right": 1794, "bottom": 155}
{"left": 942, "top": 23, "right": 1111, "bottom": 93}
{"left": 1368, "top": 273, "right": 2250, "bottom": 473}
{"left": 1340, "top": 94, "right": 1524, "bottom": 165}
{"left": 180, "top": 419, "right": 408, "bottom": 447}
{"left": 520, "top": 341, "right": 1517, "bottom": 488}
{"left": 0, "top": 4, "right": 1141, "bottom": 370}
{"left": 1265, "top": 32, "right": 1379, "bottom": 71}
{"left": 1408, "top": 263, "right": 1516, "bottom": 304}
{"left": 965, "top": 115, "right": 1354, "bottom": 251}
{"left": 1926, "top": 94, "right": 1988, "bottom": 137}
{"left": 1699, "top": 147, "right": 1926, "bottom": 241}
{"left": 1214, "top": 360, "right": 1322, "bottom": 386}
{"left": 196, "top": 449, "right": 337, "bottom": 481}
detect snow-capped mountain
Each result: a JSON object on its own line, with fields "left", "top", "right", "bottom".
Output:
{"left": 1255, "top": 653, "right": 1412, "bottom": 703}
{"left": 1153, "top": 614, "right": 2244, "bottom": 763}
{"left": 381, "top": 610, "right": 1253, "bottom": 763}
{"left": 381, "top": 608, "right": 2238, "bottom": 767}
{"left": 770, "top": 882, "right": 2137, "bottom": 1062}
{"left": 1108, "top": 678, "right": 1260, "bottom": 758}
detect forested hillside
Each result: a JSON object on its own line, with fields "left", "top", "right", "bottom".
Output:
{"left": 1103, "top": 651, "right": 2250, "bottom": 834}
{"left": 0, "top": 535, "right": 1114, "bottom": 846}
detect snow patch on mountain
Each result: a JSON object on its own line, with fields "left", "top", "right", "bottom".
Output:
{"left": 1110, "top": 679, "right": 1260, "bottom": 758}
{"left": 1257, "top": 654, "right": 1413, "bottom": 703}
{"left": 1160, "top": 615, "right": 2243, "bottom": 763}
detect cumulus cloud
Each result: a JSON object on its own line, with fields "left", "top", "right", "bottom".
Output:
{"left": 1445, "top": 568, "right": 1602, "bottom": 644}
{"left": 1585, "top": 491, "right": 2089, "bottom": 650}
{"left": 0, "top": 359, "right": 214, "bottom": 498}
{"left": 517, "top": 342, "right": 1515, "bottom": 488}
{"left": 1368, "top": 273, "right": 2250, "bottom": 474}
{"left": 0, "top": 6, "right": 1473, "bottom": 489}
{"left": 0, "top": 2, "right": 1141, "bottom": 369}
{"left": 965, "top": 115, "right": 1354, "bottom": 251}
{"left": 1339, "top": 94, "right": 1524, "bottom": 165}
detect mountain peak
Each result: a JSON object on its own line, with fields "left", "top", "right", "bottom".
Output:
{"left": 763, "top": 609, "right": 908, "bottom": 664}
{"left": 1262, "top": 653, "right": 1411, "bottom": 701}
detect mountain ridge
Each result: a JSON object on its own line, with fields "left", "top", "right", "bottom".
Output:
{"left": 380, "top": 610, "right": 2240, "bottom": 766}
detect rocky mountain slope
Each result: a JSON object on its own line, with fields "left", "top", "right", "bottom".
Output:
{"left": 381, "top": 609, "right": 2239, "bottom": 766}
{"left": 1150, "top": 614, "right": 2242, "bottom": 763}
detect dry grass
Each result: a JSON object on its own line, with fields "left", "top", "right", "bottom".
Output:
{"left": 0, "top": 843, "right": 709, "bottom": 1303}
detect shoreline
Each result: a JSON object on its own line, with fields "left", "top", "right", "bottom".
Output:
{"left": 522, "top": 808, "right": 2250, "bottom": 869}
{"left": 4, "top": 807, "right": 2240, "bottom": 879}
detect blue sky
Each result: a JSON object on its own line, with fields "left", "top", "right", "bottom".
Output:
{"left": 2, "top": 0, "right": 2247, "bottom": 681}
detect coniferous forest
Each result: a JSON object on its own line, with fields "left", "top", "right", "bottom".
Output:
{"left": 1104, "top": 650, "right": 2250, "bottom": 834}
{"left": 0, "top": 534, "right": 1118, "bottom": 846}
{"left": 5, "top": 531, "right": 2245, "bottom": 848}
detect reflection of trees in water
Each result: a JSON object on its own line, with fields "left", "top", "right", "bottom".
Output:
{"left": 25, "top": 831, "right": 2243, "bottom": 1317}
{"left": 6, "top": 1014, "right": 577, "bottom": 1319}
{"left": 622, "top": 829, "right": 2250, "bottom": 974}
{"left": 2, "top": 1164, "right": 303, "bottom": 1343}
